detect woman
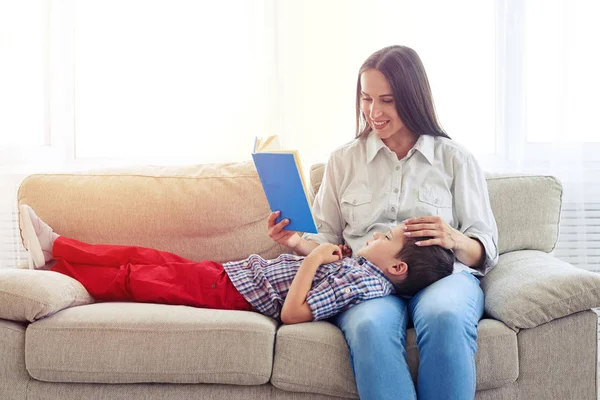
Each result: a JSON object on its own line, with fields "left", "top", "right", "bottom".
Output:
{"left": 268, "top": 45, "right": 498, "bottom": 400}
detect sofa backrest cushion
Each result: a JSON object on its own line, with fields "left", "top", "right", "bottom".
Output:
{"left": 18, "top": 162, "right": 288, "bottom": 263}
{"left": 309, "top": 164, "right": 562, "bottom": 255}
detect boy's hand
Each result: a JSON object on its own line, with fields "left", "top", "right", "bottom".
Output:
{"left": 337, "top": 244, "right": 352, "bottom": 258}
{"left": 309, "top": 243, "right": 342, "bottom": 264}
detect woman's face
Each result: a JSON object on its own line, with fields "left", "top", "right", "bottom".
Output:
{"left": 360, "top": 68, "right": 405, "bottom": 140}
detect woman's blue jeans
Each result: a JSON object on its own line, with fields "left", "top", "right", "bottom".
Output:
{"left": 332, "top": 271, "right": 484, "bottom": 400}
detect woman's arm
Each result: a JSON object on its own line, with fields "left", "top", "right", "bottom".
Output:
{"left": 280, "top": 243, "right": 342, "bottom": 324}
{"left": 302, "top": 156, "right": 346, "bottom": 248}
{"left": 454, "top": 234, "right": 486, "bottom": 267}
{"left": 403, "top": 215, "right": 486, "bottom": 267}
{"left": 451, "top": 154, "right": 499, "bottom": 272}
{"left": 267, "top": 213, "right": 320, "bottom": 257}
{"left": 268, "top": 155, "right": 345, "bottom": 256}
{"left": 403, "top": 153, "right": 498, "bottom": 272}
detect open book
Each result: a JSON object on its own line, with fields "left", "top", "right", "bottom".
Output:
{"left": 252, "top": 136, "right": 318, "bottom": 234}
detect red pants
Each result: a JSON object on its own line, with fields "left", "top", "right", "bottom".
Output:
{"left": 50, "top": 236, "right": 253, "bottom": 311}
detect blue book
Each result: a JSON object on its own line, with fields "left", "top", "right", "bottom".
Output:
{"left": 252, "top": 136, "right": 318, "bottom": 234}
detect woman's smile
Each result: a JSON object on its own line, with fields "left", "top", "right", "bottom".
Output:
{"left": 372, "top": 120, "right": 390, "bottom": 130}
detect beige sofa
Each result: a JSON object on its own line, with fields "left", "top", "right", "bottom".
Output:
{"left": 1, "top": 161, "right": 599, "bottom": 400}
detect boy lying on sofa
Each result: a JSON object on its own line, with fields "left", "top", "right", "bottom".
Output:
{"left": 19, "top": 204, "right": 454, "bottom": 324}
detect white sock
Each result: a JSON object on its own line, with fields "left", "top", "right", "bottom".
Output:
{"left": 19, "top": 205, "right": 59, "bottom": 269}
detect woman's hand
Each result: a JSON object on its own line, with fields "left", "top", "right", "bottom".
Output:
{"left": 309, "top": 243, "right": 343, "bottom": 264}
{"left": 402, "top": 216, "right": 464, "bottom": 250}
{"left": 268, "top": 211, "right": 301, "bottom": 249}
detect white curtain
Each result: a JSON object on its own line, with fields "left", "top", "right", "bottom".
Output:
{"left": 494, "top": 0, "right": 600, "bottom": 270}
{"left": 1, "top": 0, "right": 599, "bottom": 270}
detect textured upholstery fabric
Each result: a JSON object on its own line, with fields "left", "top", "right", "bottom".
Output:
{"left": 485, "top": 174, "right": 562, "bottom": 254}
{"left": 25, "top": 302, "right": 277, "bottom": 384}
{"left": 0, "top": 269, "right": 93, "bottom": 322}
{"left": 18, "top": 162, "right": 289, "bottom": 263}
{"left": 19, "top": 380, "right": 524, "bottom": 400}
{"left": 481, "top": 250, "right": 600, "bottom": 330}
{"left": 0, "top": 319, "right": 29, "bottom": 400}
{"left": 271, "top": 319, "right": 518, "bottom": 398}
{"left": 25, "top": 382, "right": 342, "bottom": 400}
{"left": 515, "top": 310, "right": 597, "bottom": 400}
{"left": 309, "top": 164, "right": 562, "bottom": 255}
{"left": 271, "top": 321, "right": 358, "bottom": 398}
{"left": 1, "top": 162, "right": 594, "bottom": 400}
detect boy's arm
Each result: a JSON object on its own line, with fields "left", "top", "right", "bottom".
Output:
{"left": 280, "top": 253, "right": 321, "bottom": 324}
{"left": 291, "top": 236, "right": 320, "bottom": 256}
{"left": 280, "top": 243, "right": 342, "bottom": 324}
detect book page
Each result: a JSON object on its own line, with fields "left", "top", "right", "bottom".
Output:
{"left": 255, "top": 135, "right": 281, "bottom": 153}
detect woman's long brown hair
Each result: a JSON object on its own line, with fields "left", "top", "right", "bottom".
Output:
{"left": 355, "top": 45, "right": 450, "bottom": 140}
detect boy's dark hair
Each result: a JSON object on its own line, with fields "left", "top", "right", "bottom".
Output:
{"left": 390, "top": 237, "right": 455, "bottom": 296}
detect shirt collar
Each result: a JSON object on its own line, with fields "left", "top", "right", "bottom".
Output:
{"left": 414, "top": 134, "right": 435, "bottom": 165}
{"left": 356, "top": 256, "right": 396, "bottom": 291}
{"left": 365, "top": 132, "right": 435, "bottom": 165}
{"left": 365, "top": 131, "right": 387, "bottom": 164}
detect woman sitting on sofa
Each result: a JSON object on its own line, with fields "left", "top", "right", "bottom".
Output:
{"left": 19, "top": 204, "right": 453, "bottom": 325}
{"left": 267, "top": 45, "right": 499, "bottom": 399}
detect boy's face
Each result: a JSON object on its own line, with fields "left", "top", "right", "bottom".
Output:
{"left": 357, "top": 224, "right": 408, "bottom": 278}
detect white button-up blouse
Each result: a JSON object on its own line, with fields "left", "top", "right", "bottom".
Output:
{"left": 303, "top": 133, "right": 499, "bottom": 276}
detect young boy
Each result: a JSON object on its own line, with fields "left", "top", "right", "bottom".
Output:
{"left": 19, "top": 204, "right": 454, "bottom": 324}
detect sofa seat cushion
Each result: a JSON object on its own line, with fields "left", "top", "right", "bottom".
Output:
{"left": 25, "top": 302, "right": 277, "bottom": 385}
{"left": 271, "top": 318, "right": 518, "bottom": 398}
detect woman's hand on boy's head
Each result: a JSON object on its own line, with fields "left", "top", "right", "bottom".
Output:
{"left": 402, "top": 216, "right": 462, "bottom": 250}
{"left": 311, "top": 243, "right": 342, "bottom": 264}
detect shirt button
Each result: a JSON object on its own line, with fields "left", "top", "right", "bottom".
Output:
{"left": 352, "top": 199, "right": 357, "bottom": 204}
{"left": 391, "top": 207, "right": 396, "bottom": 212}
{"left": 395, "top": 166, "right": 400, "bottom": 171}
{"left": 389, "top": 219, "right": 394, "bottom": 223}
{"left": 243, "top": 262, "right": 248, "bottom": 267}
{"left": 393, "top": 188, "right": 399, "bottom": 193}
{"left": 344, "top": 288, "right": 351, "bottom": 294}
{"left": 211, "top": 283, "right": 216, "bottom": 288}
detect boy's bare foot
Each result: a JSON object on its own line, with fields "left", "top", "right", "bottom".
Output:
{"left": 19, "top": 205, "right": 59, "bottom": 269}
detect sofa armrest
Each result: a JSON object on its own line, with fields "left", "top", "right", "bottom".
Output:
{"left": 480, "top": 250, "right": 600, "bottom": 331}
{"left": 0, "top": 269, "right": 94, "bottom": 322}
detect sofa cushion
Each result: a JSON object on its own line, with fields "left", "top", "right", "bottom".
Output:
{"left": 309, "top": 164, "right": 562, "bottom": 255}
{"left": 0, "top": 269, "right": 93, "bottom": 322}
{"left": 25, "top": 302, "right": 277, "bottom": 385}
{"left": 485, "top": 174, "right": 561, "bottom": 254}
{"left": 18, "top": 162, "right": 288, "bottom": 263}
{"left": 481, "top": 250, "right": 600, "bottom": 330}
{"left": 271, "top": 318, "right": 518, "bottom": 398}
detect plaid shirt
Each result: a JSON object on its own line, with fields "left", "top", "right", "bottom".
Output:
{"left": 222, "top": 253, "right": 394, "bottom": 321}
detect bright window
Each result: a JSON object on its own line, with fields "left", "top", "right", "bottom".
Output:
{"left": 525, "top": 0, "right": 600, "bottom": 143}
{"left": 0, "top": 1, "right": 47, "bottom": 147}
{"left": 72, "top": 0, "right": 272, "bottom": 164}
